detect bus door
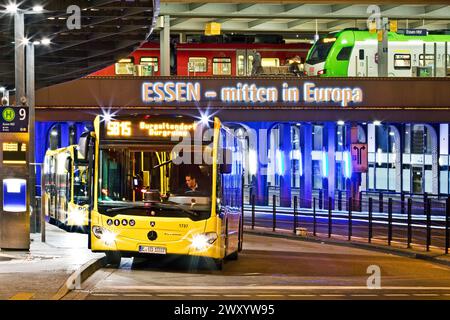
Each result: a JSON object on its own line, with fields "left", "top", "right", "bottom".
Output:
{"left": 48, "top": 155, "right": 58, "bottom": 220}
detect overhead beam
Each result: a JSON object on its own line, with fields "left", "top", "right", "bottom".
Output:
{"left": 288, "top": 19, "right": 312, "bottom": 29}
{"left": 248, "top": 19, "right": 272, "bottom": 28}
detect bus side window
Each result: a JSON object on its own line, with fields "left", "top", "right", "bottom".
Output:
{"left": 359, "top": 49, "right": 365, "bottom": 60}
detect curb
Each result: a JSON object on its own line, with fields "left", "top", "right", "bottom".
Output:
{"left": 244, "top": 228, "right": 450, "bottom": 268}
{"left": 51, "top": 256, "right": 107, "bottom": 300}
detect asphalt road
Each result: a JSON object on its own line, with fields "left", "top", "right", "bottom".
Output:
{"left": 65, "top": 234, "right": 450, "bottom": 300}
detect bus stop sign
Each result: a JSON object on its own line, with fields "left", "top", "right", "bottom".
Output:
{"left": 1, "top": 106, "right": 28, "bottom": 133}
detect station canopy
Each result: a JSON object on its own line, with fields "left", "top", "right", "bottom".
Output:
{"left": 159, "top": 1, "right": 450, "bottom": 40}
{"left": 0, "top": 0, "right": 158, "bottom": 89}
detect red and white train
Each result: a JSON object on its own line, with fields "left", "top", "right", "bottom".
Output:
{"left": 90, "top": 41, "right": 311, "bottom": 77}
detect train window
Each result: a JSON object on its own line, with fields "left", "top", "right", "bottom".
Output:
{"left": 188, "top": 57, "right": 207, "bottom": 73}
{"left": 213, "top": 58, "right": 231, "bottom": 75}
{"left": 419, "top": 54, "right": 435, "bottom": 67}
{"left": 359, "top": 49, "right": 365, "bottom": 60}
{"left": 115, "top": 58, "right": 135, "bottom": 75}
{"left": 140, "top": 57, "right": 158, "bottom": 72}
{"left": 237, "top": 55, "right": 245, "bottom": 76}
{"left": 261, "top": 58, "right": 280, "bottom": 67}
{"left": 394, "top": 54, "right": 411, "bottom": 69}
{"left": 337, "top": 47, "right": 353, "bottom": 61}
{"left": 247, "top": 55, "right": 254, "bottom": 75}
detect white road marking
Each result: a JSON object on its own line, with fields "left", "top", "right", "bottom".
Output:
{"left": 319, "top": 294, "right": 346, "bottom": 297}
{"left": 288, "top": 294, "right": 317, "bottom": 297}
{"left": 350, "top": 294, "right": 378, "bottom": 297}
{"left": 256, "top": 294, "right": 284, "bottom": 297}
{"left": 91, "top": 293, "right": 118, "bottom": 297}
{"left": 190, "top": 294, "right": 220, "bottom": 297}
{"left": 384, "top": 294, "right": 410, "bottom": 297}
{"left": 223, "top": 294, "right": 251, "bottom": 297}
{"left": 413, "top": 293, "right": 439, "bottom": 297}
{"left": 123, "top": 294, "right": 153, "bottom": 297}
{"left": 156, "top": 294, "right": 185, "bottom": 297}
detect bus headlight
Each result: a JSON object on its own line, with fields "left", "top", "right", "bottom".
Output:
{"left": 70, "top": 208, "right": 86, "bottom": 226}
{"left": 190, "top": 232, "right": 218, "bottom": 251}
{"left": 92, "top": 226, "right": 116, "bottom": 246}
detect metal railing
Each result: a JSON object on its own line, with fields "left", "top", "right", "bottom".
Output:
{"left": 245, "top": 193, "right": 450, "bottom": 254}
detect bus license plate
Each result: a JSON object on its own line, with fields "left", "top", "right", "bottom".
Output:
{"left": 139, "top": 245, "right": 167, "bottom": 254}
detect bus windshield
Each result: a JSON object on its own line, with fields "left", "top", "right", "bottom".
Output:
{"left": 97, "top": 147, "right": 213, "bottom": 218}
{"left": 306, "top": 39, "right": 335, "bottom": 65}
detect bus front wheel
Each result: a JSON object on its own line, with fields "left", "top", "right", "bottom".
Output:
{"left": 105, "top": 251, "right": 122, "bottom": 267}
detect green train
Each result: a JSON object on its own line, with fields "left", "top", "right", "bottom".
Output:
{"left": 304, "top": 29, "right": 450, "bottom": 77}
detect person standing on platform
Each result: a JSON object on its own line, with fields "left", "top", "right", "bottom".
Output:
{"left": 251, "top": 50, "right": 262, "bottom": 76}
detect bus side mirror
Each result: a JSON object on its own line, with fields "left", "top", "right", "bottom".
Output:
{"left": 78, "top": 131, "right": 93, "bottom": 159}
{"left": 65, "top": 157, "right": 72, "bottom": 173}
{"left": 220, "top": 148, "right": 232, "bottom": 174}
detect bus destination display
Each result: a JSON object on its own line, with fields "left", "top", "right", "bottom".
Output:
{"left": 102, "top": 120, "right": 197, "bottom": 141}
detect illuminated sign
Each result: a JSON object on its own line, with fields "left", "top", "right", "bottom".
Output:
{"left": 1, "top": 106, "right": 28, "bottom": 133}
{"left": 102, "top": 119, "right": 198, "bottom": 141}
{"left": 351, "top": 143, "right": 368, "bottom": 173}
{"left": 142, "top": 81, "right": 363, "bottom": 107}
{"left": 2, "top": 142, "right": 27, "bottom": 164}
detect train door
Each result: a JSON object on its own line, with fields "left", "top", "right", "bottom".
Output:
{"left": 236, "top": 50, "right": 256, "bottom": 76}
{"left": 236, "top": 50, "right": 246, "bottom": 76}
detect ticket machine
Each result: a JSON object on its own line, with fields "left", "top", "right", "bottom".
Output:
{"left": 0, "top": 105, "right": 29, "bottom": 250}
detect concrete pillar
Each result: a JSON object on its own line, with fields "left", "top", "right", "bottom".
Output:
{"left": 279, "top": 124, "right": 292, "bottom": 207}
{"left": 160, "top": 15, "right": 170, "bottom": 76}
{"left": 15, "top": 12, "right": 25, "bottom": 103}
{"left": 300, "top": 123, "right": 312, "bottom": 208}
{"left": 26, "top": 43, "right": 37, "bottom": 232}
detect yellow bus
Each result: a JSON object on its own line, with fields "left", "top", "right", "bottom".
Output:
{"left": 42, "top": 145, "right": 90, "bottom": 232}
{"left": 78, "top": 114, "right": 244, "bottom": 269}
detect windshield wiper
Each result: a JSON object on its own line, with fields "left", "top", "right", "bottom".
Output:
{"left": 105, "top": 204, "right": 145, "bottom": 213}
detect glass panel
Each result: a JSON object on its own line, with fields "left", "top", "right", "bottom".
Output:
{"left": 115, "top": 58, "right": 134, "bottom": 75}
{"left": 237, "top": 55, "right": 245, "bottom": 76}
{"left": 394, "top": 54, "right": 411, "bottom": 69}
{"left": 312, "top": 160, "right": 322, "bottom": 189}
{"left": 140, "top": 57, "right": 158, "bottom": 72}
{"left": 213, "top": 57, "right": 231, "bottom": 75}
{"left": 375, "top": 168, "right": 388, "bottom": 190}
{"left": 188, "top": 57, "right": 207, "bottom": 72}
{"left": 313, "top": 125, "right": 323, "bottom": 151}
{"left": 247, "top": 55, "right": 254, "bottom": 75}
{"left": 261, "top": 58, "right": 280, "bottom": 67}
{"left": 412, "top": 166, "right": 423, "bottom": 194}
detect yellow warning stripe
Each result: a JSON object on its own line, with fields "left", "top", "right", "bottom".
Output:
{"left": 9, "top": 292, "right": 35, "bottom": 300}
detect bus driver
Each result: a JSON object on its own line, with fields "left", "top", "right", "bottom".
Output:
{"left": 185, "top": 173, "right": 200, "bottom": 194}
